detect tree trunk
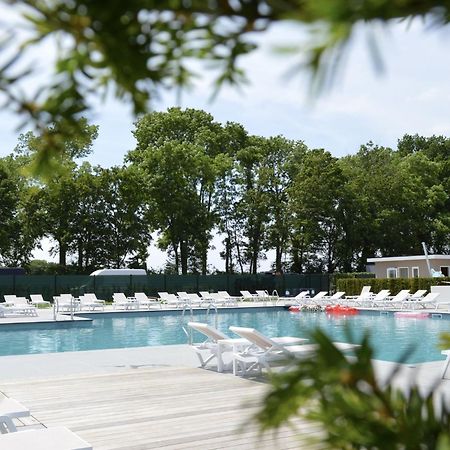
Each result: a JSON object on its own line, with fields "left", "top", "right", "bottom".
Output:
{"left": 77, "top": 241, "right": 83, "bottom": 271}
{"left": 225, "top": 237, "right": 230, "bottom": 274}
{"left": 234, "top": 230, "right": 244, "bottom": 274}
{"left": 59, "top": 242, "right": 67, "bottom": 267}
{"left": 180, "top": 240, "right": 188, "bottom": 274}
{"left": 201, "top": 239, "right": 207, "bottom": 275}
{"left": 275, "top": 244, "right": 282, "bottom": 273}
{"left": 172, "top": 242, "right": 179, "bottom": 274}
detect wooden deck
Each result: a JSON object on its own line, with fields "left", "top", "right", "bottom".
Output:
{"left": 0, "top": 367, "right": 325, "bottom": 449}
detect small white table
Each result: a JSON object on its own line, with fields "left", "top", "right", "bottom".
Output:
{"left": 216, "top": 338, "right": 249, "bottom": 373}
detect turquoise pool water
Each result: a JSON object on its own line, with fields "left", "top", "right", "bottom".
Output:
{"left": 0, "top": 309, "right": 448, "bottom": 363}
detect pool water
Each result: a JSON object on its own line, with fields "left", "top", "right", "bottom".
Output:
{"left": 0, "top": 309, "right": 448, "bottom": 363}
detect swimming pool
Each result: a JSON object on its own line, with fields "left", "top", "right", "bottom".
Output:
{"left": 0, "top": 309, "right": 448, "bottom": 363}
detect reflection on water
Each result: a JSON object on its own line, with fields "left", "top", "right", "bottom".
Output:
{"left": 0, "top": 310, "right": 448, "bottom": 363}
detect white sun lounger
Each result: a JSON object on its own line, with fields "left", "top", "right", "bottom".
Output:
{"left": 323, "top": 292, "right": 345, "bottom": 304}
{"left": 373, "top": 290, "right": 410, "bottom": 309}
{"left": 79, "top": 295, "right": 104, "bottom": 311}
{"left": 158, "top": 292, "right": 188, "bottom": 308}
{"left": 54, "top": 294, "right": 80, "bottom": 312}
{"left": 240, "top": 290, "right": 257, "bottom": 302}
{"left": 368, "top": 290, "right": 391, "bottom": 307}
{"left": 134, "top": 292, "right": 161, "bottom": 309}
{"left": 345, "top": 285, "right": 372, "bottom": 305}
{"left": 302, "top": 291, "right": 328, "bottom": 306}
{"left": 0, "top": 424, "right": 92, "bottom": 449}
{"left": 188, "top": 322, "right": 308, "bottom": 372}
{"left": 411, "top": 292, "right": 444, "bottom": 310}
{"left": 217, "top": 291, "right": 241, "bottom": 305}
{"left": 409, "top": 290, "right": 427, "bottom": 300}
{"left": 277, "top": 291, "right": 310, "bottom": 304}
{"left": 254, "top": 290, "right": 278, "bottom": 304}
{"left": 198, "top": 292, "right": 224, "bottom": 306}
{"left": 188, "top": 293, "right": 217, "bottom": 307}
{"left": 229, "top": 326, "right": 358, "bottom": 376}
{"left": 112, "top": 293, "right": 138, "bottom": 310}
{"left": 29, "top": 294, "right": 51, "bottom": 307}
{"left": 206, "top": 292, "right": 235, "bottom": 306}
{"left": 255, "top": 290, "right": 269, "bottom": 298}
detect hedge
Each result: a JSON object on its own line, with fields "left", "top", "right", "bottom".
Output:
{"left": 329, "top": 272, "right": 375, "bottom": 292}
{"left": 337, "top": 277, "right": 450, "bottom": 296}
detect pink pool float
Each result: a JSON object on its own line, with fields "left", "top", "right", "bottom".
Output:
{"left": 394, "top": 311, "right": 430, "bottom": 319}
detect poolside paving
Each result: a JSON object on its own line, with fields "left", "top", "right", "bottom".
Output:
{"left": 0, "top": 345, "right": 449, "bottom": 449}
{"left": 0, "top": 366, "right": 326, "bottom": 449}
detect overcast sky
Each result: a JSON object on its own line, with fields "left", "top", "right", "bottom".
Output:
{"left": 1, "top": 16, "right": 449, "bottom": 271}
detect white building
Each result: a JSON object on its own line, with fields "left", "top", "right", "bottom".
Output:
{"left": 366, "top": 255, "right": 450, "bottom": 279}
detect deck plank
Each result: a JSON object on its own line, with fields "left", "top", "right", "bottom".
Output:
{"left": 0, "top": 367, "right": 323, "bottom": 449}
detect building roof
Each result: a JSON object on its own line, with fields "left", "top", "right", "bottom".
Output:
{"left": 90, "top": 269, "right": 147, "bottom": 276}
{"left": 367, "top": 255, "right": 450, "bottom": 263}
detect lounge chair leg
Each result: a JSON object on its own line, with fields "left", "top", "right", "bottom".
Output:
{"left": 441, "top": 355, "right": 450, "bottom": 379}
{"left": 0, "top": 415, "right": 17, "bottom": 433}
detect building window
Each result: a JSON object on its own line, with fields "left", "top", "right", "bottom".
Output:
{"left": 412, "top": 267, "right": 419, "bottom": 278}
{"left": 441, "top": 266, "right": 449, "bottom": 277}
{"left": 398, "top": 267, "right": 409, "bottom": 278}
{"left": 387, "top": 268, "right": 397, "bottom": 278}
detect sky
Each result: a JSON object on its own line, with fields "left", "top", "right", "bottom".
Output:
{"left": 1, "top": 15, "right": 450, "bottom": 271}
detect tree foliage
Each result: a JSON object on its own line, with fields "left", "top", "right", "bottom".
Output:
{"left": 128, "top": 107, "right": 231, "bottom": 274}
{"left": 1, "top": 1, "right": 450, "bottom": 173}
{"left": 0, "top": 156, "right": 40, "bottom": 265}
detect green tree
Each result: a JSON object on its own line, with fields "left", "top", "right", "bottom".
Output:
{"left": 289, "top": 148, "right": 348, "bottom": 273}
{"left": 40, "top": 169, "right": 80, "bottom": 267}
{"left": 49, "top": 163, "right": 153, "bottom": 271}
{"left": 0, "top": 156, "right": 40, "bottom": 265}
{"left": 214, "top": 122, "right": 250, "bottom": 274}
{"left": 17, "top": 119, "right": 99, "bottom": 266}
{"left": 128, "top": 107, "right": 230, "bottom": 274}
{"left": 261, "top": 136, "right": 307, "bottom": 273}
{"left": 234, "top": 136, "right": 271, "bottom": 274}
{"left": 93, "top": 166, "right": 152, "bottom": 269}
{"left": 339, "top": 140, "right": 449, "bottom": 267}
{"left": 397, "top": 134, "right": 450, "bottom": 253}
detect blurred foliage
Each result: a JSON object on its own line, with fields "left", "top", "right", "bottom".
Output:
{"left": 256, "top": 329, "right": 450, "bottom": 449}
{"left": 1, "top": 1, "right": 450, "bottom": 174}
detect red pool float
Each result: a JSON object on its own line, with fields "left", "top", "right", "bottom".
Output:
{"left": 325, "top": 305, "right": 359, "bottom": 315}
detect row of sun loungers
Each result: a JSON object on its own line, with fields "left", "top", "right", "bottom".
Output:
{"left": 2, "top": 287, "right": 448, "bottom": 315}
{"left": 285, "top": 287, "right": 449, "bottom": 310}
{"left": 0, "top": 396, "right": 92, "bottom": 449}
{"left": 0, "top": 289, "right": 277, "bottom": 316}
